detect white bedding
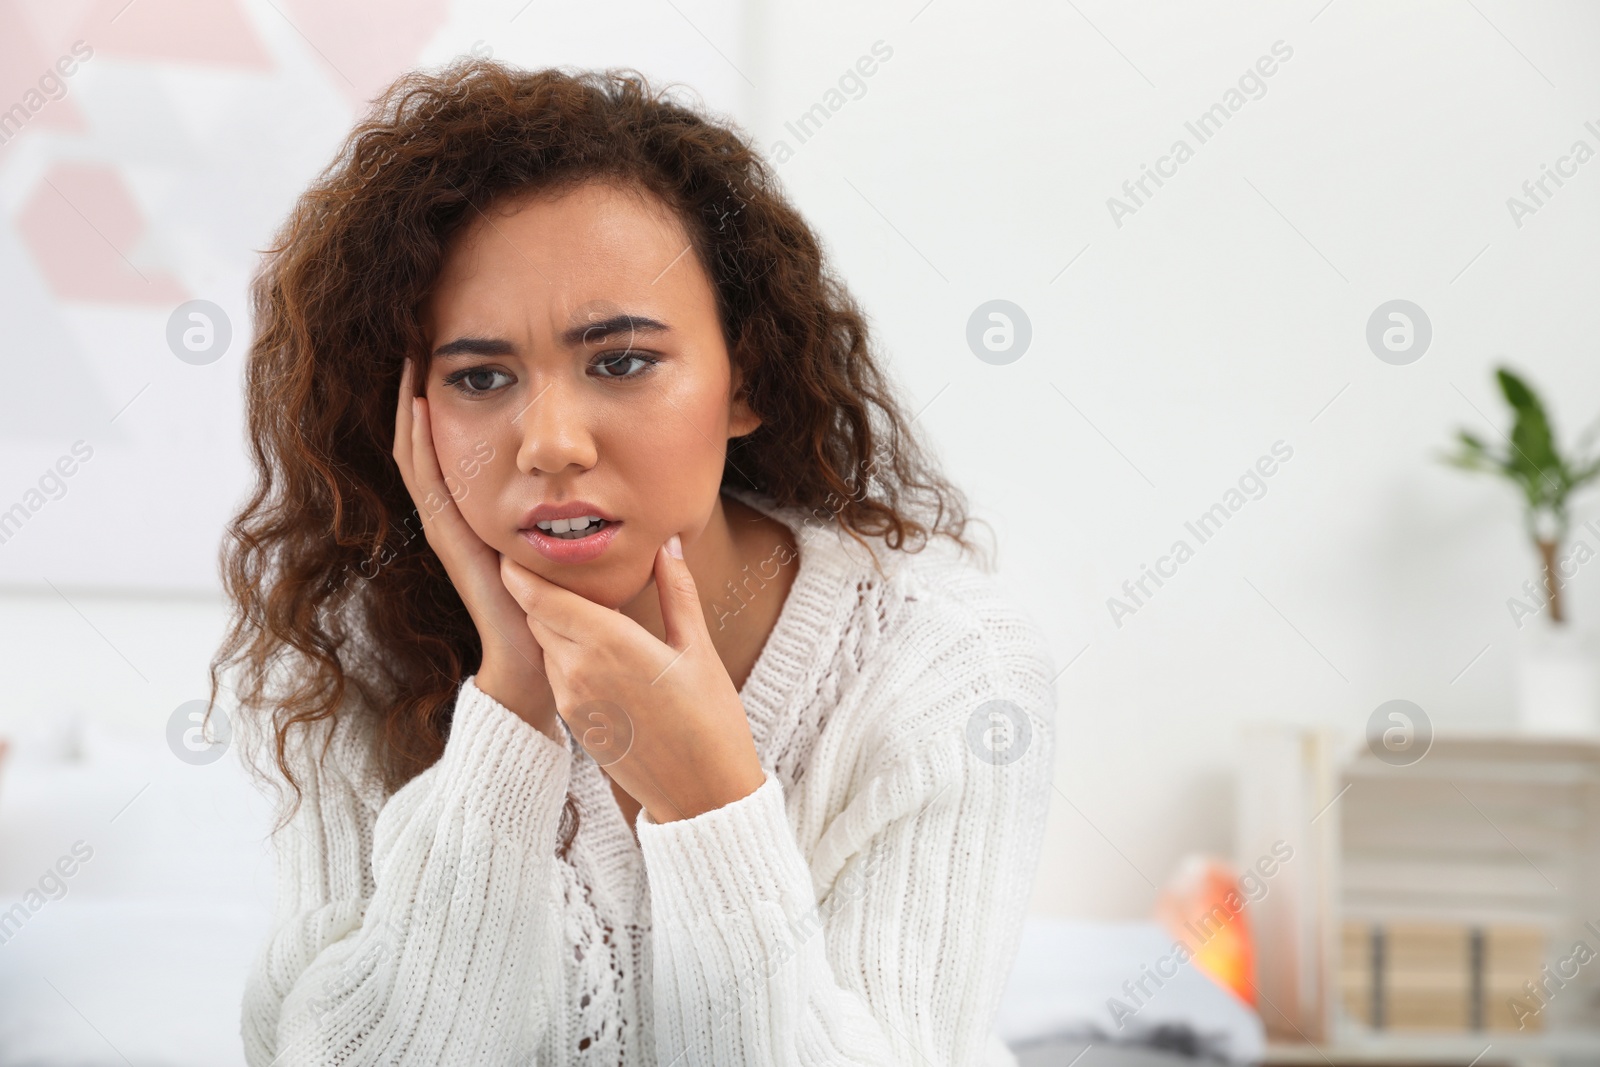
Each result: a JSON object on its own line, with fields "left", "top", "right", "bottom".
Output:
{"left": 0, "top": 713, "right": 1262, "bottom": 1065}
{"left": 0, "top": 709, "right": 274, "bottom": 1064}
{"left": 996, "top": 918, "right": 1265, "bottom": 1063}
{"left": 0, "top": 898, "right": 269, "bottom": 1065}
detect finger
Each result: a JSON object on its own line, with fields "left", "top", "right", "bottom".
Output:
{"left": 499, "top": 558, "right": 560, "bottom": 646}
{"left": 393, "top": 359, "right": 455, "bottom": 549}
{"left": 393, "top": 357, "right": 446, "bottom": 515}
{"left": 392, "top": 357, "right": 417, "bottom": 485}
{"left": 499, "top": 553, "right": 614, "bottom": 643}
{"left": 408, "top": 385, "right": 477, "bottom": 539}
{"left": 654, "top": 534, "right": 708, "bottom": 651}
{"left": 498, "top": 554, "right": 579, "bottom": 642}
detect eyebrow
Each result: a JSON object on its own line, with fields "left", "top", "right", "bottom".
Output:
{"left": 432, "top": 314, "right": 671, "bottom": 358}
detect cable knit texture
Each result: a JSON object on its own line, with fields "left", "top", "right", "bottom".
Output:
{"left": 240, "top": 487, "right": 1057, "bottom": 1065}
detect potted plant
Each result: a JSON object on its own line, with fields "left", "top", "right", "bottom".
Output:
{"left": 1440, "top": 367, "right": 1600, "bottom": 734}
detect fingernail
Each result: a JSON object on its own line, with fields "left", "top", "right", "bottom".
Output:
{"left": 411, "top": 397, "right": 420, "bottom": 418}
{"left": 666, "top": 534, "right": 683, "bottom": 559}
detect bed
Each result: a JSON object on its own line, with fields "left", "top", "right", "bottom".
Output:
{"left": 0, "top": 714, "right": 1261, "bottom": 1065}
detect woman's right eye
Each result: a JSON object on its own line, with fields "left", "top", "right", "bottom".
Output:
{"left": 441, "top": 366, "right": 513, "bottom": 396}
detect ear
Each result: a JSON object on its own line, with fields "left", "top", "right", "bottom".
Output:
{"left": 727, "top": 358, "right": 762, "bottom": 439}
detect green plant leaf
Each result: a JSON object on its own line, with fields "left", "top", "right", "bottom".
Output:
{"left": 1442, "top": 428, "right": 1517, "bottom": 474}
{"left": 1496, "top": 366, "right": 1562, "bottom": 502}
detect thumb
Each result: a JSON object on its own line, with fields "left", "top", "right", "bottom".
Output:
{"left": 655, "top": 534, "right": 708, "bottom": 650}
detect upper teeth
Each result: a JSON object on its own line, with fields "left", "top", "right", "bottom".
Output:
{"left": 537, "top": 516, "right": 602, "bottom": 533}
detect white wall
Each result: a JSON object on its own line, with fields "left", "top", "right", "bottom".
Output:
{"left": 3, "top": 0, "right": 1600, "bottom": 923}
{"left": 740, "top": 0, "right": 1600, "bottom": 917}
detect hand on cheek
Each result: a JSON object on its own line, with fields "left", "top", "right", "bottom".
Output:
{"left": 498, "top": 536, "right": 767, "bottom": 823}
{"left": 392, "top": 357, "right": 554, "bottom": 728}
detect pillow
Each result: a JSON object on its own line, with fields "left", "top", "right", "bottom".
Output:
{"left": 0, "top": 705, "right": 275, "bottom": 1064}
{"left": 997, "top": 918, "right": 1266, "bottom": 1064}
{"left": 0, "top": 897, "right": 267, "bottom": 1066}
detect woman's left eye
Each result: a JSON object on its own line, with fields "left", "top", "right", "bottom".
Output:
{"left": 590, "top": 351, "right": 660, "bottom": 380}
{"left": 442, "top": 367, "right": 513, "bottom": 395}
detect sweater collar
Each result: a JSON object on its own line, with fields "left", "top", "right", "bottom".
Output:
{"left": 717, "top": 485, "right": 879, "bottom": 760}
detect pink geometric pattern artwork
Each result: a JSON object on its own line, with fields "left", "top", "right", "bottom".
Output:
{"left": 5, "top": 0, "right": 452, "bottom": 315}
{"left": 0, "top": 3, "right": 90, "bottom": 139}
{"left": 280, "top": 0, "right": 451, "bottom": 106}
{"left": 16, "top": 162, "right": 188, "bottom": 305}
{"left": 79, "top": 0, "right": 272, "bottom": 69}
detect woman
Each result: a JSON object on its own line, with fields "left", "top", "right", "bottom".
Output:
{"left": 217, "top": 56, "right": 1056, "bottom": 1066}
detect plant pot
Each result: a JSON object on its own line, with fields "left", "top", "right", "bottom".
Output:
{"left": 1515, "top": 621, "right": 1600, "bottom": 737}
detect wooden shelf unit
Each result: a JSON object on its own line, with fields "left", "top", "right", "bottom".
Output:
{"left": 1238, "top": 728, "right": 1600, "bottom": 1067}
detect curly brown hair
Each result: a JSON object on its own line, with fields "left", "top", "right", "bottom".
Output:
{"left": 210, "top": 57, "right": 982, "bottom": 845}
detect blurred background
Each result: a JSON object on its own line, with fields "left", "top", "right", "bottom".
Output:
{"left": 2, "top": 0, "right": 1599, "bottom": 1064}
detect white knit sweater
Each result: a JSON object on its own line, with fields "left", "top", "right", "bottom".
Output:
{"left": 239, "top": 487, "right": 1057, "bottom": 1066}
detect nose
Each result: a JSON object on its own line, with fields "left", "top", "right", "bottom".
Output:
{"left": 514, "top": 377, "right": 598, "bottom": 476}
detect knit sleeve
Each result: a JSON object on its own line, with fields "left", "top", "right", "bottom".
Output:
{"left": 635, "top": 598, "right": 1056, "bottom": 1066}
{"left": 240, "top": 675, "right": 576, "bottom": 1065}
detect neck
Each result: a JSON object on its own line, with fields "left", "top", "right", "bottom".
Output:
{"left": 620, "top": 491, "right": 743, "bottom": 649}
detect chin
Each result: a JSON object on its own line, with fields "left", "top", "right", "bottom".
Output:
{"left": 574, "top": 574, "right": 650, "bottom": 611}
{"left": 521, "top": 553, "right": 653, "bottom": 611}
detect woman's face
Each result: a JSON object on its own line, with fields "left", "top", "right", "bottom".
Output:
{"left": 419, "top": 179, "right": 758, "bottom": 610}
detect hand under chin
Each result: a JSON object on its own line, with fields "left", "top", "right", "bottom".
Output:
{"left": 527, "top": 561, "right": 655, "bottom": 614}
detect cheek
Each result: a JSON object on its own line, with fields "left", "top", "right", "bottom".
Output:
{"left": 429, "top": 415, "right": 509, "bottom": 528}
{"left": 660, "top": 362, "right": 734, "bottom": 453}
{"left": 619, "top": 378, "right": 730, "bottom": 490}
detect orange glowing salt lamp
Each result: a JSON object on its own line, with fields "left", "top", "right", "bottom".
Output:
{"left": 1154, "top": 855, "right": 1256, "bottom": 1007}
